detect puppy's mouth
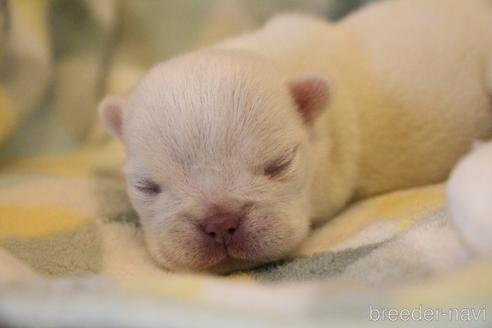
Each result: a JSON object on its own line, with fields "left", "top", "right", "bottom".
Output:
{"left": 191, "top": 225, "right": 270, "bottom": 272}
{"left": 154, "top": 216, "right": 292, "bottom": 273}
{"left": 159, "top": 240, "right": 266, "bottom": 273}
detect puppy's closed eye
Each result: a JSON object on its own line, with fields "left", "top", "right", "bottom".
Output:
{"left": 264, "top": 147, "right": 298, "bottom": 178}
{"left": 134, "top": 179, "right": 161, "bottom": 195}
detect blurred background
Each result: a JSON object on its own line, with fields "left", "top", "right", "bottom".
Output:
{"left": 0, "top": 0, "right": 375, "bottom": 161}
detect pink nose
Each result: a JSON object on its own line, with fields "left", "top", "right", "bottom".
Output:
{"left": 203, "top": 213, "right": 240, "bottom": 246}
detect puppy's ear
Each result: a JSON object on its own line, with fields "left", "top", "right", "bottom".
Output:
{"left": 288, "top": 73, "right": 330, "bottom": 125}
{"left": 98, "top": 96, "right": 126, "bottom": 139}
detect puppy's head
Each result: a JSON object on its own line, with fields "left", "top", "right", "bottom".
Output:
{"left": 99, "top": 49, "right": 329, "bottom": 272}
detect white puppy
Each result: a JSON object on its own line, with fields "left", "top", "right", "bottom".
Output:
{"left": 99, "top": 0, "right": 492, "bottom": 272}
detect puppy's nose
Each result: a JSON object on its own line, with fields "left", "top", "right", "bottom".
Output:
{"left": 203, "top": 214, "right": 239, "bottom": 246}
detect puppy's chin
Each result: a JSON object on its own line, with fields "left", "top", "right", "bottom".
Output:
{"left": 151, "top": 248, "right": 279, "bottom": 274}
{"left": 148, "top": 242, "right": 264, "bottom": 274}
{"left": 144, "top": 215, "right": 307, "bottom": 273}
{"left": 205, "top": 258, "right": 267, "bottom": 274}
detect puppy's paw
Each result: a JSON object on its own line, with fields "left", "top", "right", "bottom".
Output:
{"left": 447, "top": 141, "right": 492, "bottom": 258}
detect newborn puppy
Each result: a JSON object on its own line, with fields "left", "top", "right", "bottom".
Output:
{"left": 99, "top": 0, "right": 492, "bottom": 272}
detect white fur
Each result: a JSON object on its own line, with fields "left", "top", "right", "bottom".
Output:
{"left": 100, "top": 0, "right": 492, "bottom": 272}
{"left": 447, "top": 141, "right": 492, "bottom": 258}
{"left": 116, "top": 51, "right": 313, "bottom": 272}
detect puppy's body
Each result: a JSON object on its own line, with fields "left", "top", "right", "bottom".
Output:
{"left": 220, "top": 0, "right": 492, "bottom": 221}
{"left": 100, "top": 0, "right": 492, "bottom": 272}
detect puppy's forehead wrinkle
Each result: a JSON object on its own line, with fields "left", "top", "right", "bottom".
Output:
{"left": 126, "top": 50, "right": 303, "bottom": 169}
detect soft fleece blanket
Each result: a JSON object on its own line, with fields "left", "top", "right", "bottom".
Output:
{"left": 0, "top": 1, "right": 491, "bottom": 327}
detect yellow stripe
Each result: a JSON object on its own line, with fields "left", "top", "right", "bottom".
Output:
{"left": 0, "top": 205, "right": 87, "bottom": 239}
